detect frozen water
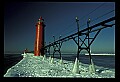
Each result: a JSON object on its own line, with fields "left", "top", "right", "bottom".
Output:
{"left": 4, "top": 53, "right": 115, "bottom": 78}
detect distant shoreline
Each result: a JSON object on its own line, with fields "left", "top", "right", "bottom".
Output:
{"left": 85, "top": 53, "right": 115, "bottom": 56}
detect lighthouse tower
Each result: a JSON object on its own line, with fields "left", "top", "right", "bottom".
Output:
{"left": 34, "top": 16, "right": 45, "bottom": 56}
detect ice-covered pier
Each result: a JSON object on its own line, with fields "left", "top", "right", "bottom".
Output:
{"left": 4, "top": 53, "right": 115, "bottom": 78}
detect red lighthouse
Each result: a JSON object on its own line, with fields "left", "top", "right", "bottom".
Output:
{"left": 34, "top": 16, "right": 45, "bottom": 56}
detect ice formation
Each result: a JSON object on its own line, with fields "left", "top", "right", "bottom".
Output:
{"left": 4, "top": 53, "right": 115, "bottom": 78}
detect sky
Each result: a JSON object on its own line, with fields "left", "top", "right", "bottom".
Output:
{"left": 4, "top": 2, "right": 115, "bottom": 54}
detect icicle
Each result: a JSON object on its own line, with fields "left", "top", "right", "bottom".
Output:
{"left": 49, "top": 56, "right": 51, "bottom": 61}
{"left": 59, "top": 57, "right": 63, "bottom": 64}
{"left": 72, "top": 57, "right": 79, "bottom": 74}
{"left": 50, "top": 57, "right": 54, "bottom": 63}
{"left": 42, "top": 55, "right": 46, "bottom": 61}
{"left": 89, "top": 59, "right": 95, "bottom": 74}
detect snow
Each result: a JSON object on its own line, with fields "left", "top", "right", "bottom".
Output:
{"left": 4, "top": 53, "right": 115, "bottom": 78}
